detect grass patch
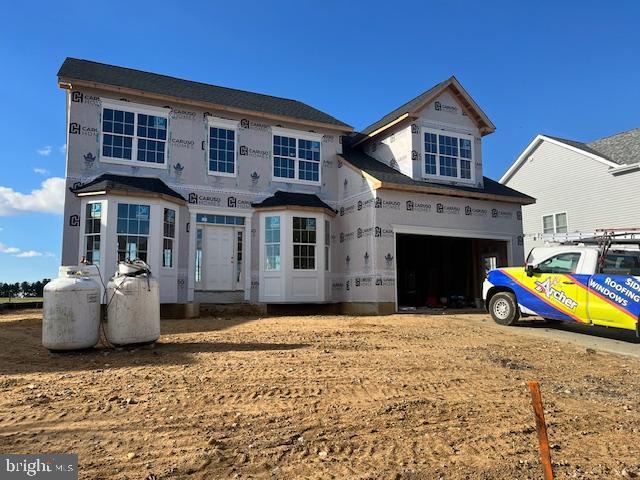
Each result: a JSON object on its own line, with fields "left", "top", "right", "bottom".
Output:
{"left": 0, "top": 297, "right": 43, "bottom": 304}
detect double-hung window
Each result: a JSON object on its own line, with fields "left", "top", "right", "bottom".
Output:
{"left": 272, "top": 129, "right": 321, "bottom": 184}
{"left": 422, "top": 129, "right": 475, "bottom": 182}
{"left": 265, "top": 216, "right": 281, "bottom": 271}
{"left": 163, "top": 208, "right": 175, "bottom": 268}
{"left": 293, "top": 217, "right": 316, "bottom": 270}
{"left": 84, "top": 203, "right": 102, "bottom": 265}
{"left": 324, "top": 220, "right": 330, "bottom": 272}
{"left": 542, "top": 212, "right": 568, "bottom": 234}
{"left": 117, "top": 203, "right": 150, "bottom": 262}
{"left": 101, "top": 101, "right": 168, "bottom": 167}
{"left": 208, "top": 118, "right": 237, "bottom": 176}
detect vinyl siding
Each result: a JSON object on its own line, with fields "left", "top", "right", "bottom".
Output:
{"left": 505, "top": 140, "right": 640, "bottom": 251}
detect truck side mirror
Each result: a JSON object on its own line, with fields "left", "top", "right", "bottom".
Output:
{"left": 526, "top": 264, "right": 535, "bottom": 277}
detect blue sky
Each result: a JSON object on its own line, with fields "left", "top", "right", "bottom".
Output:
{"left": 1, "top": 0, "right": 639, "bottom": 282}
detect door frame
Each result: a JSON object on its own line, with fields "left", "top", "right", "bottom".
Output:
{"left": 189, "top": 209, "right": 253, "bottom": 302}
{"left": 392, "top": 225, "right": 514, "bottom": 313}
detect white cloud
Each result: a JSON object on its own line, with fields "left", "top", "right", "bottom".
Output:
{"left": 15, "top": 250, "right": 43, "bottom": 258}
{"left": 37, "top": 146, "right": 53, "bottom": 156}
{"left": 0, "top": 177, "right": 65, "bottom": 216}
{"left": 33, "top": 168, "right": 50, "bottom": 175}
{"left": 59, "top": 144, "right": 67, "bottom": 155}
{"left": 0, "top": 242, "right": 49, "bottom": 259}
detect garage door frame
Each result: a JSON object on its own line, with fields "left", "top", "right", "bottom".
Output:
{"left": 392, "top": 225, "right": 514, "bottom": 312}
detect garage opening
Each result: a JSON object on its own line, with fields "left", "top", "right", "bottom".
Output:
{"left": 396, "top": 234, "right": 508, "bottom": 310}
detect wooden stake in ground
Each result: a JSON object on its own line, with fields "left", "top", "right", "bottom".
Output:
{"left": 527, "top": 380, "right": 554, "bottom": 480}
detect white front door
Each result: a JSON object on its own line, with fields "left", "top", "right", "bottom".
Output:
{"left": 204, "top": 226, "right": 234, "bottom": 290}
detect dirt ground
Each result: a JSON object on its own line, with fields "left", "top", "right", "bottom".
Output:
{"left": 1, "top": 310, "right": 640, "bottom": 479}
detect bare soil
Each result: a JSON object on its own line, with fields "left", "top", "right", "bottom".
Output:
{"left": 1, "top": 310, "right": 640, "bottom": 479}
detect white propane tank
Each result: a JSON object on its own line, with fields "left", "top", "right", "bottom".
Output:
{"left": 59, "top": 264, "right": 105, "bottom": 304}
{"left": 106, "top": 261, "right": 160, "bottom": 346}
{"left": 43, "top": 267, "right": 101, "bottom": 351}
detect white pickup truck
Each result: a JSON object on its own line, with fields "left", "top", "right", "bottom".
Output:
{"left": 482, "top": 243, "right": 640, "bottom": 333}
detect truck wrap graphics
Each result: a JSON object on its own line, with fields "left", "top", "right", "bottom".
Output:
{"left": 487, "top": 268, "right": 640, "bottom": 330}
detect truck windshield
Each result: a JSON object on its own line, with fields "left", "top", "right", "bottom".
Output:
{"left": 536, "top": 252, "right": 581, "bottom": 274}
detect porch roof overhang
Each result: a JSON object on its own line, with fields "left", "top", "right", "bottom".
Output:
{"left": 251, "top": 191, "right": 336, "bottom": 217}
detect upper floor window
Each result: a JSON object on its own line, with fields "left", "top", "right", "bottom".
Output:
{"left": 101, "top": 101, "right": 168, "bottom": 168}
{"left": 542, "top": 212, "right": 568, "bottom": 234}
{"left": 272, "top": 129, "right": 321, "bottom": 184}
{"left": 422, "top": 129, "right": 474, "bottom": 182}
{"left": 208, "top": 118, "right": 237, "bottom": 176}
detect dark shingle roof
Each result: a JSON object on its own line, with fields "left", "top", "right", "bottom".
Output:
{"left": 340, "top": 147, "right": 534, "bottom": 203}
{"left": 361, "top": 79, "right": 449, "bottom": 135}
{"left": 545, "top": 129, "right": 640, "bottom": 165}
{"left": 586, "top": 128, "right": 640, "bottom": 165}
{"left": 252, "top": 191, "right": 335, "bottom": 212}
{"left": 58, "top": 58, "right": 352, "bottom": 129}
{"left": 71, "top": 173, "right": 185, "bottom": 202}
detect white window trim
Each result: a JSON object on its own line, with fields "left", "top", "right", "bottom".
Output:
{"left": 206, "top": 116, "right": 239, "bottom": 178}
{"left": 100, "top": 99, "right": 169, "bottom": 170}
{"left": 292, "top": 216, "right": 318, "bottom": 272}
{"left": 420, "top": 127, "right": 476, "bottom": 184}
{"left": 162, "top": 207, "right": 177, "bottom": 269}
{"left": 264, "top": 215, "right": 282, "bottom": 272}
{"left": 83, "top": 201, "right": 103, "bottom": 265}
{"left": 271, "top": 127, "right": 323, "bottom": 186}
{"left": 542, "top": 211, "right": 569, "bottom": 234}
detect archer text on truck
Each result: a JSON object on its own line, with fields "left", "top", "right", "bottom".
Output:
{"left": 483, "top": 242, "right": 640, "bottom": 333}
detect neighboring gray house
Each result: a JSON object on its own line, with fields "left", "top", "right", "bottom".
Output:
{"left": 58, "top": 58, "right": 532, "bottom": 315}
{"left": 501, "top": 129, "right": 640, "bottom": 254}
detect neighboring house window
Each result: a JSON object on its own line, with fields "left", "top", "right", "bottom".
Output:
{"left": 84, "top": 203, "right": 101, "bottom": 265}
{"left": 293, "top": 217, "right": 316, "bottom": 270}
{"left": 163, "top": 208, "right": 175, "bottom": 268}
{"left": 324, "top": 220, "right": 330, "bottom": 272}
{"left": 195, "top": 228, "right": 203, "bottom": 283}
{"left": 209, "top": 126, "right": 236, "bottom": 175}
{"left": 265, "top": 216, "right": 281, "bottom": 271}
{"left": 273, "top": 133, "right": 321, "bottom": 183}
{"left": 536, "top": 252, "right": 581, "bottom": 274}
{"left": 422, "top": 129, "right": 474, "bottom": 181}
{"left": 117, "top": 203, "right": 150, "bottom": 262}
{"left": 101, "top": 103, "right": 168, "bottom": 166}
{"left": 542, "top": 213, "right": 568, "bottom": 234}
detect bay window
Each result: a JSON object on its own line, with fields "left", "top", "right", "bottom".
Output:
{"left": 101, "top": 101, "right": 168, "bottom": 167}
{"left": 162, "top": 208, "right": 175, "bottom": 268}
{"left": 272, "top": 130, "right": 321, "bottom": 184}
{"left": 293, "top": 217, "right": 316, "bottom": 270}
{"left": 422, "top": 129, "right": 475, "bottom": 181}
{"left": 84, "top": 203, "right": 102, "bottom": 265}
{"left": 265, "top": 216, "right": 281, "bottom": 271}
{"left": 117, "top": 203, "right": 150, "bottom": 262}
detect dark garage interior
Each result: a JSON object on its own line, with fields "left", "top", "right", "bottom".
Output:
{"left": 396, "top": 234, "right": 508, "bottom": 309}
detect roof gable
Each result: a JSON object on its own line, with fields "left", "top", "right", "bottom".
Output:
{"left": 58, "top": 58, "right": 352, "bottom": 131}
{"left": 500, "top": 134, "right": 621, "bottom": 184}
{"left": 356, "top": 76, "right": 495, "bottom": 143}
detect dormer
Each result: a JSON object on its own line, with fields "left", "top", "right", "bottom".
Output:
{"left": 353, "top": 76, "right": 495, "bottom": 189}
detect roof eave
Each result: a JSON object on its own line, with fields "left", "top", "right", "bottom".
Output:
{"left": 251, "top": 204, "right": 337, "bottom": 217}
{"left": 58, "top": 76, "right": 354, "bottom": 133}
{"left": 74, "top": 186, "right": 186, "bottom": 205}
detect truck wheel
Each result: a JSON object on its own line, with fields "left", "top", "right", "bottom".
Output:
{"left": 489, "top": 292, "right": 520, "bottom": 326}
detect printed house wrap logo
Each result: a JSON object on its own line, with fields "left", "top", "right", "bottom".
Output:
{"left": 436, "top": 203, "right": 460, "bottom": 215}
{"left": 1, "top": 453, "right": 78, "bottom": 479}
{"left": 69, "top": 123, "right": 98, "bottom": 136}
{"left": 434, "top": 101, "right": 458, "bottom": 114}
{"left": 406, "top": 200, "right": 431, "bottom": 212}
{"left": 464, "top": 205, "right": 488, "bottom": 217}
{"left": 239, "top": 118, "right": 270, "bottom": 131}
{"left": 188, "top": 193, "right": 221, "bottom": 206}
{"left": 239, "top": 146, "right": 270, "bottom": 159}
{"left": 71, "top": 91, "right": 100, "bottom": 106}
